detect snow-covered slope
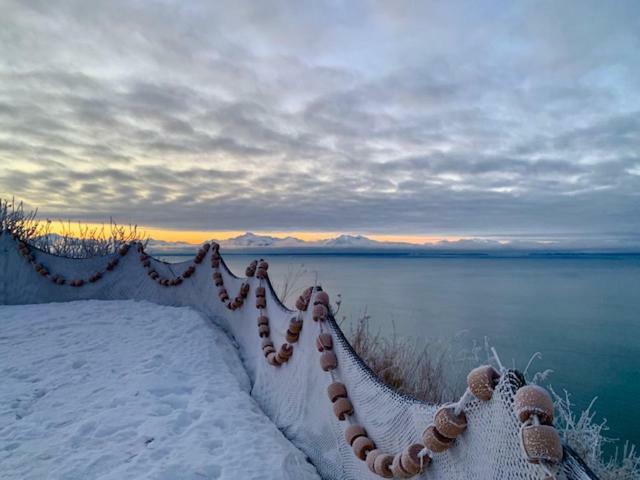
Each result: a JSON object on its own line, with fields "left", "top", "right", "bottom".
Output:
{"left": 218, "top": 232, "right": 308, "bottom": 248}
{"left": 318, "top": 234, "right": 384, "bottom": 248}
{"left": 0, "top": 300, "right": 320, "bottom": 480}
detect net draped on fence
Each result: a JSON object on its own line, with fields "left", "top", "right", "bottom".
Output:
{"left": 0, "top": 234, "right": 597, "bottom": 480}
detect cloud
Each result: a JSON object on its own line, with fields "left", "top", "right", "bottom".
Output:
{"left": 0, "top": 0, "right": 639, "bottom": 245}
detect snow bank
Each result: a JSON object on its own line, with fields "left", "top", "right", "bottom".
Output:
{"left": 0, "top": 300, "right": 320, "bottom": 480}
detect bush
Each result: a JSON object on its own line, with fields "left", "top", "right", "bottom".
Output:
{"left": 1, "top": 197, "right": 147, "bottom": 258}
{"left": 552, "top": 389, "right": 640, "bottom": 480}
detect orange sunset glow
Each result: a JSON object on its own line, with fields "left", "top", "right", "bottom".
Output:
{"left": 43, "top": 221, "right": 461, "bottom": 246}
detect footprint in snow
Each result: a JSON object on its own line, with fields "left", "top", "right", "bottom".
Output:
{"left": 72, "top": 359, "right": 86, "bottom": 369}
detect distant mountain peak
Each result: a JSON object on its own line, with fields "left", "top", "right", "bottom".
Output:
{"left": 321, "top": 234, "right": 381, "bottom": 247}
{"left": 218, "top": 232, "right": 307, "bottom": 248}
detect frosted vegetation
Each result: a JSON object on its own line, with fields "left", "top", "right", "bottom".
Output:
{"left": 2, "top": 196, "right": 639, "bottom": 478}
{"left": 552, "top": 390, "right": 640, "bottom": 480}
{"left": 1, "top": 198, "right": 147, "bottom": 257}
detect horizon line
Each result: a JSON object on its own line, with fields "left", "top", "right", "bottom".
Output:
{"left": 38, "top": 222, "right": 640, "bottom": 250}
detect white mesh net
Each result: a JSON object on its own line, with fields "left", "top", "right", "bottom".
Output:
{"left": 0, "top": 235, "right": 597, "bottom": 480}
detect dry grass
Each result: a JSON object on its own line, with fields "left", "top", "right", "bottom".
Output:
{"left": 275, "top": 263, "right": 309, "bottom": 304}
{"left": 1, "top": 197, "right": 147, "bottom": 258}
{"left": 346, "top": 310, "right": 473, "bottom": 404}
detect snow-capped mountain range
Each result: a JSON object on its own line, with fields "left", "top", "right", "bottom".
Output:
{"left": 147, "top": 232, "right": 417, "bottom": 252}
{"left": 146, "top": 232, "right": 547, "bottom": 253}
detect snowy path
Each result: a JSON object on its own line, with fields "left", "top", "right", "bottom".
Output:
{"left": 0, "top": 300, "right": 320, "bottom": 480}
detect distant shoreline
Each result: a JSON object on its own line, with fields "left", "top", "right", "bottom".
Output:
{"left": 151, "top": 248, "right": 640, "bottom": 258}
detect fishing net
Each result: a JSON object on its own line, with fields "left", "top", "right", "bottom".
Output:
{"left": 0, "top": 235, "right": 597, "bottom": 480}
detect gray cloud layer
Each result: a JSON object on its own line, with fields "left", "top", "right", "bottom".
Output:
{"left": 1, "top": 0, "right": 639, "bottom": 244}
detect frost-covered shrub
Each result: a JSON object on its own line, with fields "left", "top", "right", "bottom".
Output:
{"left": 0, "top": 197, "right": 40, "bottom": 241}
{"left": 1, "top": 197, "right": 147, "bottom": 258}
{"left": 552, "top": 389, "right": 640, "bottom": 480}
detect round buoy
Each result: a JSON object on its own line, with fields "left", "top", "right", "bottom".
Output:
{"left": 327, "top": 382, "right": 348, "bottom": 402}
{"left": 320, "top": 351, "right": 338, "bottom": 371}
{"left": 279, "top": 344, "right": 293, "bottom": 359}
{"left": 256, "top": 268, "right": 268, "bottom": 279}
{"left": 434, "top": 406, "right": 467, "bottom": 439}
{"left": 365, "top": 449, "right": 382, "bottom": 474}
{"left": 390, "top": 454, "right": 412, "bottom": 478}
{"left": 467, "top": 365, "right": 500, "bottom": 401}
{"left": 345, "top": 424, "right": 367, "bottom": 446}
{"left": 258, "top": 324, "right": 270, "bottom": 338}
{"left": 521, "top": 424, "right": 563, "bottom": 464}
{"left": 312, "top": 304, "right": 328, "bottom": 321}
{"left": 315, "top": 333, "right": 333, "bottom": 352}
{"left": 514, "top": 385, "right": 555, "bottom": 425}
{"left": 373, "top": 453, "right": 394, "bottom": 478}
{"left": 285, "top": 330, "right": 299, "bottom": 343}
{"left": 295, "top": 296, "right": 308, "bottom": 311}
{"left": 289, "top": 317, "right": 303, "bottom": 333}
{"left": 276, "top": 351, "right": 289, "bottom": 364}
{"left": 401, "top": 443, "right": 426, "bottom": 475}
{"left": 314, "top": 291, "right": 330, "bottom": 306}
{"left": 352, "top": 436, "right": 375, "bottom": 460}
{"left": 422, "top": 425, "right": 453, "bottom": 453}
{"left": 332, "top": 397, "right": 353, "bottom": 420}
{"left": 267, "top": 352, "right": 281, "bottom": 367}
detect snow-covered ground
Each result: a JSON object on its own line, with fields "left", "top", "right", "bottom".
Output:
{"left": 0, "top": 300, "right": 320, "bottom": 480}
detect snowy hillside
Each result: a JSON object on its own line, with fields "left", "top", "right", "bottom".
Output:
{"left": 318, "top": 234, "right": 383, "bottom": 247}
{"left": 218, "top": 232, "right": 308, "bottom": 248}
{"left": 0, "top": 300, "right": 320, "bottom": 480}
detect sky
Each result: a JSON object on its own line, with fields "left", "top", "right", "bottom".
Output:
{"left": 1, "top": 0, "right": 639, "bottom": 247}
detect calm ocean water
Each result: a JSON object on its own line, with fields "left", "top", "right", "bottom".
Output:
{"left": 159, "top": 252, "right": 640, "bottom": 449}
